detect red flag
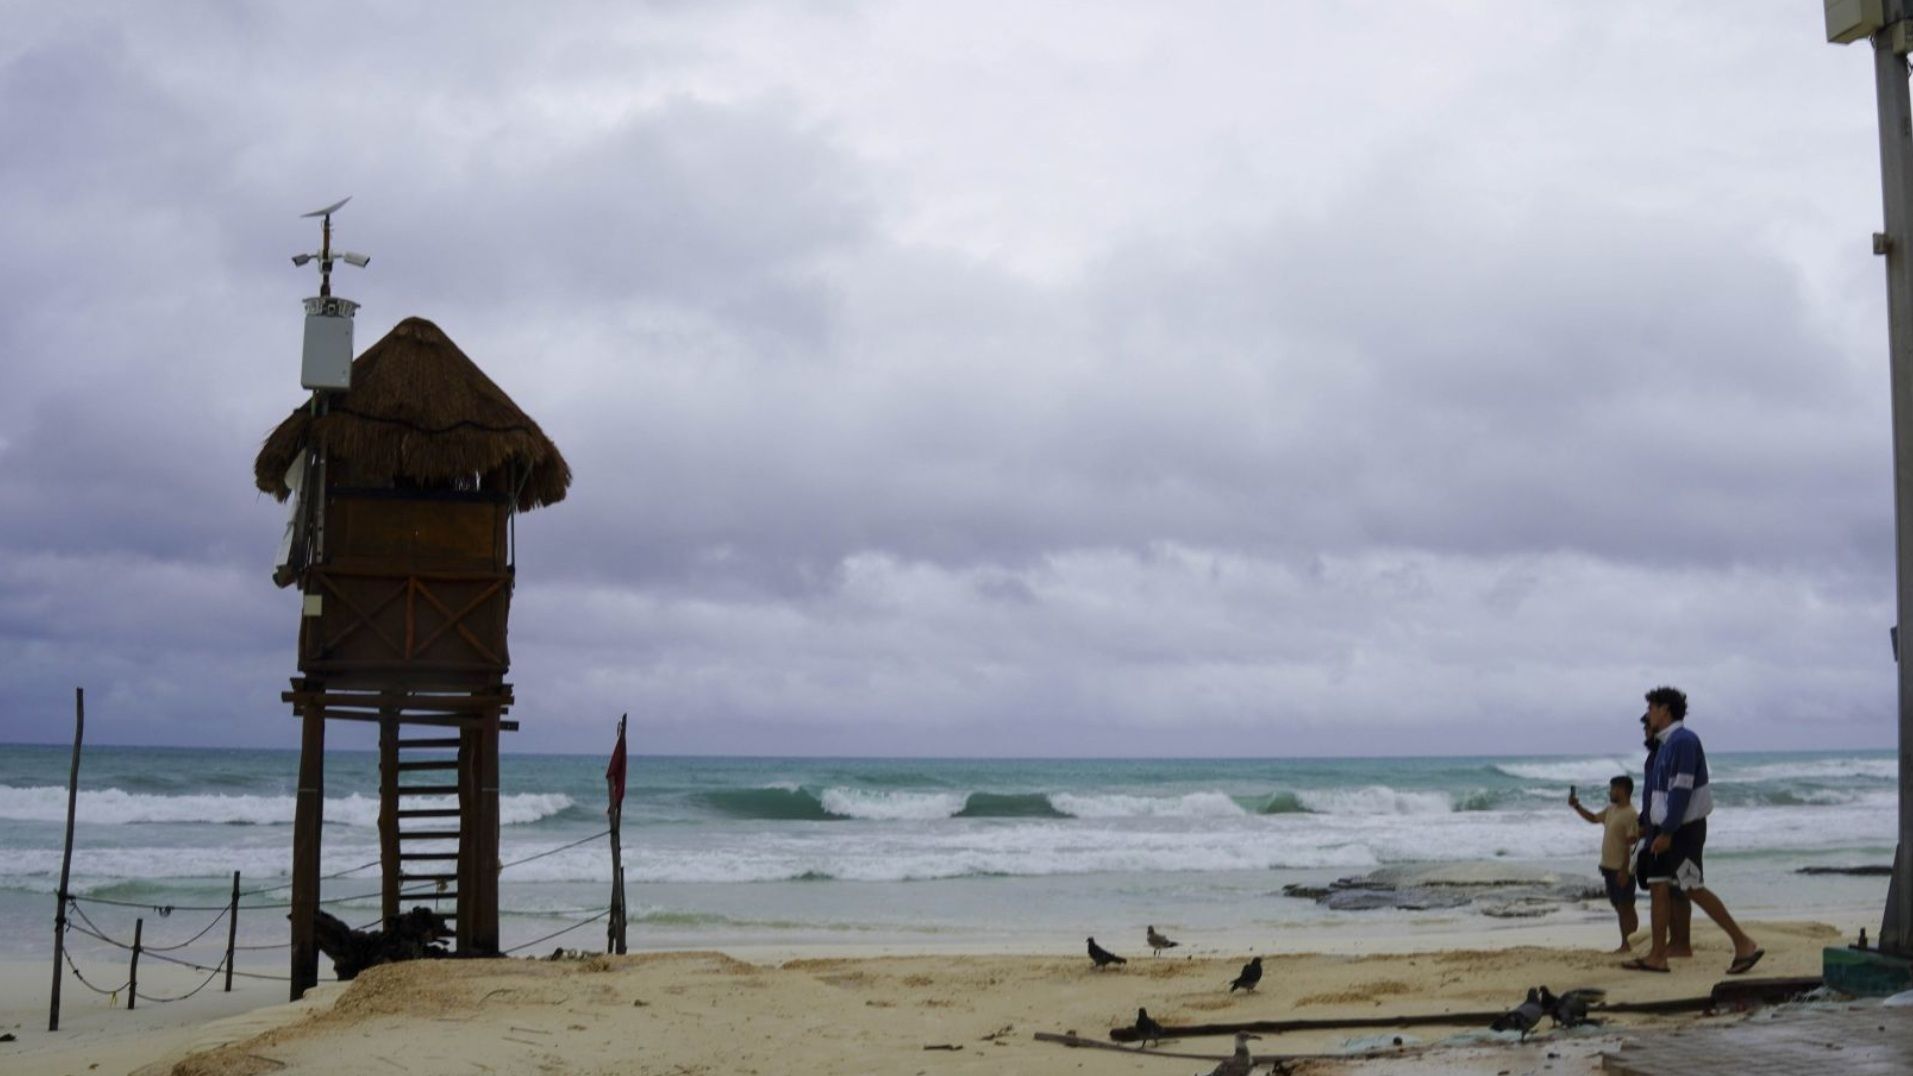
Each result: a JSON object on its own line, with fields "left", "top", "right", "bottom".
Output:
{"left": 606, "top": 714, "right": 627, "bottom": 817}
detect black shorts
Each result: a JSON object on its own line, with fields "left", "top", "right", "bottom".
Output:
{"left": 1640, "top": 818, "right": 1707, "bottom": 892}
{"left": 1600, "top": 866, "right": 1636, "bottom": 907}
{"left": 1632, "top": 844, "right": 1689, "bottom": 900}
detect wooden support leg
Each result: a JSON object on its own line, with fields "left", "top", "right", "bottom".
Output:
{"left": 472, "top": 714, "right": 501, "bottom": 954}
{"left": 378, "top": 714, "right": 399, "bottom": 929}
{"left": 289, "top": 704, "right": 326, "bottom": 1000}
{"left": 456, "top": 726, "right": 475, "bottom": 953}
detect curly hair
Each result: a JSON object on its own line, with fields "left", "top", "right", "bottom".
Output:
{"left": 1645, "top": 685, "right": 1687, "bottom": 722}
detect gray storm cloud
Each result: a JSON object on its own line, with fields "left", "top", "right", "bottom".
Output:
{"left": 0, "top": 1, "right": 1897, "bottom": 755}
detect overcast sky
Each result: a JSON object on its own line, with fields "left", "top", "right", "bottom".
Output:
{"left": 0, "top": 1, "right": 1902, "bottom": 757}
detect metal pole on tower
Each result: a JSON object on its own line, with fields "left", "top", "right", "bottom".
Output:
{"left": 1827, "top": 0, "right": 1913, "bottom": 960}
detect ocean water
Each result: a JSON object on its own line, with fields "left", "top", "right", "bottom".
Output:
{"left": 0, "top": 745, "right": 1897, "bottom": 975}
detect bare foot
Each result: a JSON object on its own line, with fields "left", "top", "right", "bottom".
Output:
{"left": 1612, "top": 943, "right": 1633, "bottom": 953}
{"left": 1668, "top": 947, "right": 1693, "bottom": 958}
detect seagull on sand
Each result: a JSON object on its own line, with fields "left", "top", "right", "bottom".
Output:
{"left": 1227, "top": 956, "right": 1262, "bottom": 992}
{"left": 1147, "top": 925, "right": 1180, "bottom": 956}
{"left": 1132, "top": 1007, "right": 1165, "bottom": 1047}
{"left": 1197, "top": 1032, "right": 1260, "bottom": 1076}
{"left": 1087, "top": 936, "right": 1127, "bottom": 969}
{"left": 1490, "top": 987, "right": 1546, "bottom": 1041}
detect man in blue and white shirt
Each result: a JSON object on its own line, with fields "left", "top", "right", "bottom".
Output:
{"left": 1625, "top": 686, "right": 1764, "bottom": 975}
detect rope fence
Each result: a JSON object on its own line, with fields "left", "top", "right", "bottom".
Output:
{"left": 54, "top": 827, "right": 631, "bottom": 1011}
{"left": 59, "top": 946, "right": 130, "bottom": 999}
{"left": 503, "top": 908, "right": 613, "bottom": 955}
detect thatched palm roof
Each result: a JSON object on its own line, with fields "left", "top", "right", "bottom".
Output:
{"left": 254, "top": 317, "right": 570, "bottom": 511}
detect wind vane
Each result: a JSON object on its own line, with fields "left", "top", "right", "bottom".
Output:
{"left": 290, "top": 196, "right": 368, "bottom": 391}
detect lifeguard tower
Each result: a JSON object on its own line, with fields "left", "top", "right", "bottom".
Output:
{"left": 257, "top": 204, "right": 570, "bottom": 997}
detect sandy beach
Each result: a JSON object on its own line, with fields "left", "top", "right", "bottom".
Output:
{"left": 0, "top": 916, "right": 1846, "bottom": 1075}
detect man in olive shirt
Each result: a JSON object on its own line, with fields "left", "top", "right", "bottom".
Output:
{"left": 1570, "top": 776, "right": 1640, "bottom": 951}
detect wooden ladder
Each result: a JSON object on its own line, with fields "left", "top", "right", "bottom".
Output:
{"left": 380, "top": 728, "right": 465, "bottom": 926}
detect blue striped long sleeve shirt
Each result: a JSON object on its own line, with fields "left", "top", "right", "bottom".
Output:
{"left": 1646, "top": 722, "right": 1712, "bottom": 831}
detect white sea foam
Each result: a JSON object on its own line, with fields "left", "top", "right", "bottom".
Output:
{"left": 0, "top": 786, "right": 572, "bottom": 827}
{"left": 818, "top": 787, "right": 967, "bottom": 820}
{"left": 11, "top": 798, "right": 1895, "bottom": 893}
{"left": 1493, "top": 758, "right": 1637, "bottom": 782}
{"left": 0, "top": 844, "right": 383, "bottom": 891}
{"left": 1715, "top": 758, "right": 1898, "bottom": 783}
{"left": 1048, "top": 792, "right": 1247, "bottom": 819}
{"left": 628, "top": 822, "right": 1381, "bottom": 883}
{"left": 1794, "top": 789, "right": 1897, "bottom": 808}
{"left": 1295, "top": 786, "right": 1454, "bottom": 815}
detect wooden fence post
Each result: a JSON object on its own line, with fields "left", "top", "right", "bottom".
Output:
{"left": 128, "top": 918, "right": 143, "bottom": 1011}
{"left": 47, "top": 686, "right": 84, "bottom": 1032}
{"left": 224, "top": 870, "right": 240, "bottom": 992}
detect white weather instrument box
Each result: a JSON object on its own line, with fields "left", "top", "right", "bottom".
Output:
{"left": 301, "top": 295, "right": 359, "bottom": 390}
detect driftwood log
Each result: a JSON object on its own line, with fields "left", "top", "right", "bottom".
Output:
{"left": 1032, "top": 1031, "right": 1317, "bottom": 1070}
{"left": 1105, "top": 976, "right": 1822, "bottom": 1042}
{"left": 313, "top": 905, "right": 453, "bottom": 980}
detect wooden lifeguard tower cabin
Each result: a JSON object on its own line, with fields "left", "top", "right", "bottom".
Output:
{"left": 256, "top": 315, "right": 569, "bottom": 998}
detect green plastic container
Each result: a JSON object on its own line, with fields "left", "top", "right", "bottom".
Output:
{"left": 1823, "top": 945, "right": 1913, "bottom": 997}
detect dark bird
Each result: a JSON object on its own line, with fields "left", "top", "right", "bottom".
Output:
{"left": 1132, "top": 1007, "right": 1165, "bottom": 1047}
{"left": 1087, "top": 936, "right": 1127, "bottom": 969}
{"left": 1147, "top": 925, "right": 1180, "bottom": 955}
{"left": 1200, "top": 1032, "right": 1260, "bottom": 1076}
{"left": 1227, "top": 955, "right": 1262, "bottom": 993}
{"left": 1490, "top": 987, "right": 1546, "bottom": 1042}
{"left": 1538, "top": 986, "right": 1607, "bottom": 1029}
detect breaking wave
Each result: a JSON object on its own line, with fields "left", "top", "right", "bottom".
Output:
{"left": 1715, "top": 758, "right": 1898, "bottom": 783}
{"left": 1493, "top": 758, "right": 1637, "bottom": 783}
{"left": 699, "top": 786, "right": 1258, "bottom": 821}
{"left": 0, "top": 786, "right": 573, "bottom": 827}
{"left": 1293, "top": 786, "right": 1457, "bottom": 815}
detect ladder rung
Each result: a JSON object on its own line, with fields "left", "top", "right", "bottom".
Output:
{"left": 402, "top": 873, "right": 460, "bottom": 883}
{"left": 400, "top": 853, "right": 460, "bottom": 862}
{"left": 397, "top": 785, "right": 461, "bottom": 796}
{"left": 396, "top": 808, "right": 461, "bottom": 818}
{"left": 397, "top": 830, "right": 462, "bottom": 841}
{"left": 396, "top": 760, "right": 459, "bottom": 772}
{"left": 398, "top": 737, "right": 462, "bottom": 749}
{"left": 403, "top": 891, "right": 458, "bottom": 903}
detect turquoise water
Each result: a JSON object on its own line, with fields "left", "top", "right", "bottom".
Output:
{"left": 0, "top": 745, "right": 1896, "bottom": 967}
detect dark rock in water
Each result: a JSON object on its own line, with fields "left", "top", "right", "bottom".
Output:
{"left": 1283, "top": 863, "right": 1599, "bottom": 916}
{"left": 1796, "top": 865, "right": 1893, "bottom": 876}
{"left": 1324, "top": 888, "right": 1473, "bottom": 912}
{"left": 1478, "top": 896, "right": 1562, "bottom": 919}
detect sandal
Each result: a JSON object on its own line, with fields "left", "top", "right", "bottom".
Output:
{"left": 1620, "top": 959, "right": 1670, "bottom": 973}
{"left": 1725, "top": 949, "right": 1764, "bottom": 975}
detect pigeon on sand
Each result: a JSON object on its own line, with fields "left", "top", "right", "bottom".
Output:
{"left": 1147, "top": 925, "right": 1180, "bottom": 956}
{"left": 1087, "top": 936, "right": 1127, "bottom": 969}
{"left": 1132, "top": 1007, "right": 1165, "bottom": 1047}
{"left": 1227, "top": 955, "right": 1262, "bottom": 992}
{"left": 1539, "top": 986, "right": 1606, "bottom": 1029}
{"left": 1489, "top": 987, "right": 1546, "bottom": 1041}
